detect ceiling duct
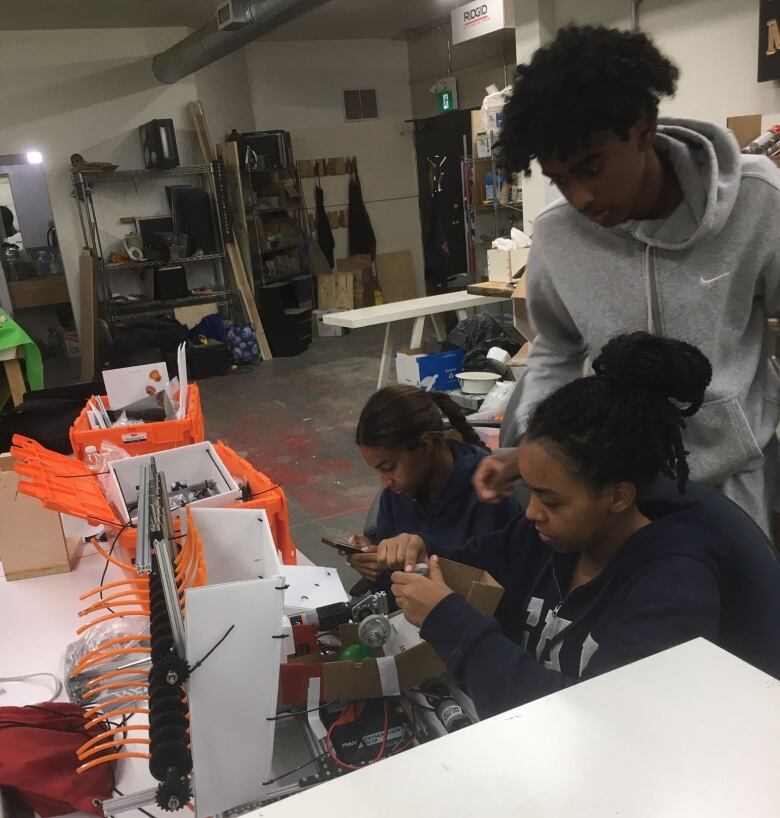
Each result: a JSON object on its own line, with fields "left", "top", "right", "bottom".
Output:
{"left": 152, "top": 0, "right": 331, "bottom": 84}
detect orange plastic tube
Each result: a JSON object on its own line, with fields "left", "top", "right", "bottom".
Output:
{"left": 77, "top": 724, "right": 150, "bottom": 757}
{"left": 73, "top": 646, "right": 151, "bottom": 676}
{"left": 78, "top": 737, "right": 151, "bottom": 761}
{"left": 79, "top": 599, "right": 150, "bottom": 617}
{"left": 83, "top": 680, "right": 150, "bottom": 700}
{"left": 84, "top": 707, "right": 150, "bottom": 731}
{"left": 80, "top": 589, "right": 150, "bottom": 612}
{"left": 76, "top": 752, "right": 150, "bottom": 774}
{"left": 89, "top": 537, "right": 135, "bottom": 572}
{"left": 84, "top": 694, "right": 149, "bottom": 721}
{"left": 76, "top": 610, "right": 149, "bottom": 636}
{"left": 80, "top": 578, "right": 149, "bottom": 600}
{"left": 84, "top": 668, "right": 149, "bottom": 689}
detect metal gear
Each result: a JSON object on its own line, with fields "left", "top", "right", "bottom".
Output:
{"left": 155, "top": 779, "right": 192, "bottom": 812}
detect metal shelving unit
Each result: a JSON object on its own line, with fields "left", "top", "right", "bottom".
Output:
{"left": 461, "top": 130, "right": 523, "bottom": 283}
{"left": 240, "top": 140, "right": 310, "bottom": 289}
{"left": 72, "top": 164, "right": 233, "bottom": 327}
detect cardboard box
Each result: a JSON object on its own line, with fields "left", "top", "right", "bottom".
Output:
{"left": 487, "top": 247, "right": 530, "bottom": 283}
{"left": 0, "top": 452, "right": 70, "bottom": 581}
{"left": 313, "top": 309, "right": 346, "bottom": 337}
{"left": 285, "top": 558, "right": 504, "bottom": 702}
{"left": 727, "top": 112, "right": 780, "bottom": 166}
{"left": 396, "top": 348, "right": 465, "bottom": 392}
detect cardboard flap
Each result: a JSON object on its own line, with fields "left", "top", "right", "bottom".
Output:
{"left": 10, "top": 434, "right": 120, "bottom": 527}
{"left": 437, "top": 557, "right": 504, "bottom": 615}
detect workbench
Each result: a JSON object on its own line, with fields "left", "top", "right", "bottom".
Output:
{"left": 321, "top": 291, "right": 504, "bottom": 389}
{"left": 251, "top": 638, "right": 780, "bottom": 818}
{"left": 467, "top": 276, "right": 535, "bottom": 341}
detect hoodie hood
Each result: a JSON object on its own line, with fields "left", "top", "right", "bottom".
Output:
{"left": 618, "top": 117, "right": 742, "bottom": 251}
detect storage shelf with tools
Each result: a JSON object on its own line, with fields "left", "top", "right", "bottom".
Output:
{"left": 72, "top": 162, "right": 233, "bottom": 328}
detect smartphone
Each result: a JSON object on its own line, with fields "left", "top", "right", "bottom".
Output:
{"left": 320, "top": 536, "right": 364, "bottom": 554}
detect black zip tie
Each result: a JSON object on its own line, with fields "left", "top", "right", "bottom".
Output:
{"left": 271, "top": 633, "right": 289, "bottom": 639}
{"left": 189, "top": 624, "right": 235, "bottom": 673}
{"left": 275, "top": 584, "right": 289, "bottom": 590}
{"left": 266, "top": 700, "right": 336, "bottom": 721}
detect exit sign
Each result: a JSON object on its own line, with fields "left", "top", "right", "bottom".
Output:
{"left": 438, "top": 90, "right": 455, "bottom": 112}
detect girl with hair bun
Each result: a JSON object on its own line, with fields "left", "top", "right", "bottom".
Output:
{"left": 347, "top": 385, "right": 521, "bottom": 585}
{"left": 376, "top": 334, "right": 780, "bottom": 717}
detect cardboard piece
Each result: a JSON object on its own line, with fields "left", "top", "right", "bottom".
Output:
{"left": 296, "top": 159, "right": 316, "bottom": 178}
{"left": 727, "top": 114, "right": 763, "bottom": 149}
{"left": 103, "top": 362, "right": 169, "bottom": 410}
{"left": 0, "top": 452, "right": 70, "bottom": 581}
{"left": 396, "top": 348, "right": 465, "bottom": 392}
{"left": 487, "top": 247, "right": 530, "bottom": 283}
{"left": 287, "top": 558, "right": 503, "bottom": 702}
{"left": 376, "top": 250, "right": 417, "bottom": 302}
{"left": 318, "top": 269, "right": 375, "bottom": 310}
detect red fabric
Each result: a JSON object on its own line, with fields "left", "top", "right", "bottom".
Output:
{"left": 0, "top": 702, "right": 115, "bottom": 817}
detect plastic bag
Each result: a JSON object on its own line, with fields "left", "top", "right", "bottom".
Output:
{"left": 64, "top": 619, "right": 149, "bottom": 708}
{"left": 467, "top": 381, "right": 516, "bottom": 422}
{"left": 442, "top": 314, "right": 523, "bottom": 373}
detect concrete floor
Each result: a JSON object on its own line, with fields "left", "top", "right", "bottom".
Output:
{"left": 198, "top": 324, "right": 393, "bottom": 588}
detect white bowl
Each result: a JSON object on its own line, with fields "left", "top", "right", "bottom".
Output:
{"left": 455, "top": 371, "right": 501, "bottom": 395}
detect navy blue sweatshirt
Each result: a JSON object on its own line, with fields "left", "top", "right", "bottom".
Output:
{"left": 374, "top": 440, "right": 522, "bottom": 552}
{"left": 420, "top": 479, "right": 780, "bottom": 719}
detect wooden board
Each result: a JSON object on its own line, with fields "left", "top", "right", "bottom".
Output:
{"left": 2, "top": 358, "right": 26, "bottom": 406}
{"left": 217, "top": 141, "right": 253, "bottom": 294}
{"left": 0, "top": 452, "right": 70, "bottom": 581}
{"left": 375, "top": 251, "right": 417, "bottom": 303}
{"left": 727, "top": 114, "right": 762, "bottom": 149}
{"left": 467, "top": 280, "right": 514, "bottom": 298}
{"left": 78, "top": 249, "right": 97, "bottom": 381}
{"left": 318, "top": 274, "right": 353, "bottom": 311}
{"left": 8, "top": 275, "right": 70, "bottom": 310}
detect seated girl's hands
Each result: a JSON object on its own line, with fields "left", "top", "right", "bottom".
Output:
{"left": 376, "top": 534, "right": 428, "bottom": 572}
{"left": 346, "top": 535, "right": 383, "bottom": 582}
{"left": 391, "top": 556, "right": 453, "bottom": 627}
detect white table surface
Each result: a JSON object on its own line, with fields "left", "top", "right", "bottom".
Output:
{"left": 321, "top": 291, "right": 503, "bottom": 329}
{"left": 252, "top": 639, "right": 780, "bottom": 818}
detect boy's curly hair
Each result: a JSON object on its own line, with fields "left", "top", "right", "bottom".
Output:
{"left": 498, "top": 25, "right": 679, "bottom": 173}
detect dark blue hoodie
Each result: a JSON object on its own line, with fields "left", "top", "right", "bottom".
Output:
{"left": 420, "top": 479, "right": 780, "bottom": 719}
{"left": 374, "top": 440, "right": 522, "bottom": 552}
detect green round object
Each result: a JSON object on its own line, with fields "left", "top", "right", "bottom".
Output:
{"left": 340, "top": 643, "right": 376, "bottom": 662}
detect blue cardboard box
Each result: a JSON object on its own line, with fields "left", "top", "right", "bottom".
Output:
{"left": 395, "top": 348, "right": 465, "bottom": 392}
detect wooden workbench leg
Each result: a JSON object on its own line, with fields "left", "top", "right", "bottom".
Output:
{"left": 377, "top": 323, "right": 394, "bottom": 389}
{"left": 431, "top": 314, "right": 446, "bottom": 341}
{"left": 410, "top": 316, "right": 425, "bottom": 349}
{"left": 3, "top": 359, "right": 27, "bottom": 406}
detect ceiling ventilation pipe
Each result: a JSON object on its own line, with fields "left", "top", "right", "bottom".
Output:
{"left": 153, "top": 0, "right": 331, "bottom": 84}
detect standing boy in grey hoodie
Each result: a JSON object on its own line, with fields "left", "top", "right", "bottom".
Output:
{"left": 474, "top": 25, "right": 780, "bottom": 538}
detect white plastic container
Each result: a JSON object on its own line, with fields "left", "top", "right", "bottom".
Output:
{"left": 105, "top": 440, "right": 241, "bottom": 524}
{"left": 455, "top": 372, "right": 502, "bottom": 395}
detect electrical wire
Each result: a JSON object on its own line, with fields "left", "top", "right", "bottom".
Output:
{"left": 325, "top": 701, "right": 389, "bottom": 771}
{"left": 261, "top": 752, "right": 330, "bottom": 786}
{"left": 0, "top": 673, "right": 62, "bottom": 702}
{"left": 189, "top": 624, "right": 235, "bottom": 673}
{"left": 266, "top": 701, "right": 337, "bottom": 721}
{"left": 99, "top": 521, "right": 136, "bottom": 613}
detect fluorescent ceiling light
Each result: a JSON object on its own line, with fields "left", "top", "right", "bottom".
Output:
{"left": 26, "top": 151, "right": 43, "bottom": 164}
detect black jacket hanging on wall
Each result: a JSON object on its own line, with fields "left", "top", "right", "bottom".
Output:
{"left": 315, "top": 169, "right": 335, "bottom": 269}
{"left": 347, "top": 162, "right": 376, "bottom": 258}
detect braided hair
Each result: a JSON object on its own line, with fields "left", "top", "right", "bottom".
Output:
{"left": 497, "top": 25, "right": 679, "bottom": 174}
{"left": 525, "top": 333, "right": 712, "bottom": 493}
{"left": 356, "top": 385, "right": 485, "bottom": 451}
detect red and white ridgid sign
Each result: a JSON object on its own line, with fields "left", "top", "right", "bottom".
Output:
{"left": 451, "top": 0, "right": 515, "bottom": 45}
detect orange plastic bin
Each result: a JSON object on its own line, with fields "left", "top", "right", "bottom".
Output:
{"left": 69, "top": 384, "right": 205, "bottom": 461}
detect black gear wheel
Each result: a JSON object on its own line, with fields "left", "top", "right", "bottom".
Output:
{"left": 154, "top": 779, "right": 192, "bottom": 812}
{"left": 150, "top": 655, "right": 190, "bottom": 688}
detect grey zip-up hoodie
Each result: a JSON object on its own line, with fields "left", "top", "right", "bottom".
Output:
{"left": 515, "top": 117, "right": 780, "bottom": 485}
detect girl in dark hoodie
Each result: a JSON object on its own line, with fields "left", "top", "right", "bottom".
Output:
{"left": 347, "top": 385, "right": 521, "bottom": 585}
{"left": 378, "top": 333, "right": 780, "bottom": 717}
